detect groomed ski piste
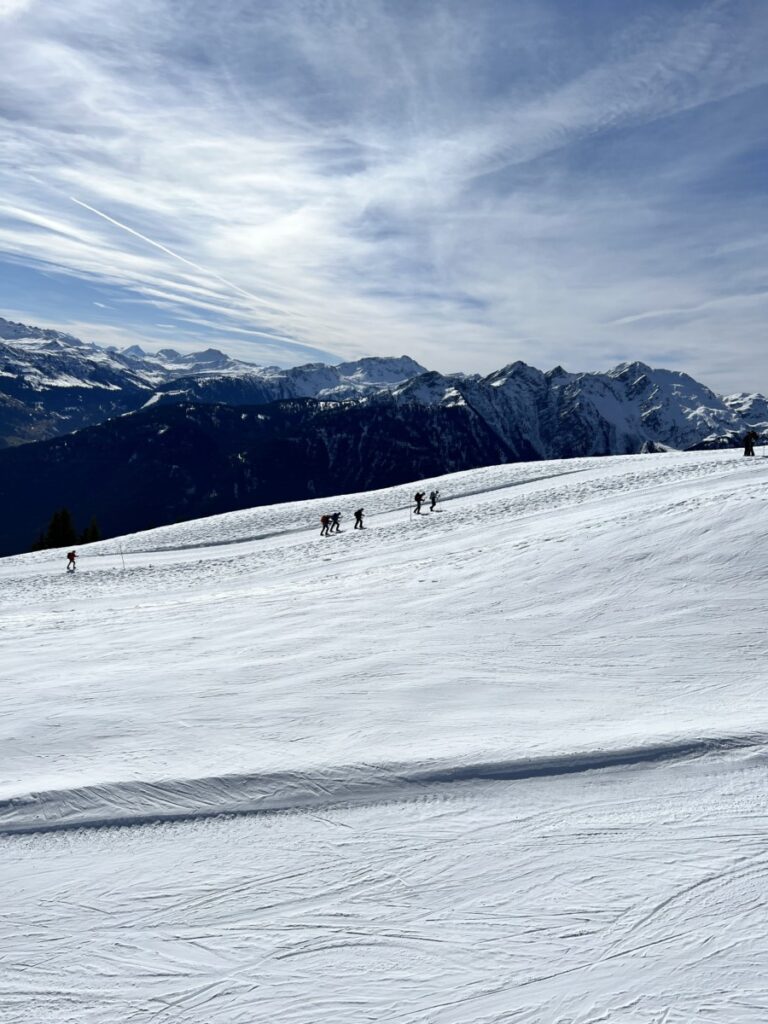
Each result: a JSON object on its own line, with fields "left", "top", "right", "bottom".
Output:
{"left": 2, "top": 448, "right": 768, "bottom": 1023}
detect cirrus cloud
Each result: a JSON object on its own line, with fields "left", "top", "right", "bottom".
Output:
{"left": 0, "top": 0, "right": 767, "bottom": 390}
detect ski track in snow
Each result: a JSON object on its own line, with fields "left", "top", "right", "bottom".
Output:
{"left": 3, "top": 760, "right": 768, "bottom": 1023}
{"left": 2, "top": 449, "right": 768, "bottom": 1022}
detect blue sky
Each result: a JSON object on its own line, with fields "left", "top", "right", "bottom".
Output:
{"left": 0, "top": 0, "right": 767, "bottom": 391}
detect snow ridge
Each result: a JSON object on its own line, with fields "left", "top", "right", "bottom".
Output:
{"left": 1, "top": 734, "right": 761, "bottom": 836}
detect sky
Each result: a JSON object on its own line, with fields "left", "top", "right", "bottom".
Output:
{"left": 0, "top": 0, "right": 767, "bottom": 391}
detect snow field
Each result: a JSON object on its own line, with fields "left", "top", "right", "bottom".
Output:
{"left": 3, "top": 753, "right": 767, "bottom": 1022}
{"left": 1, "top": 448, "right": 768, "bottom": 1022}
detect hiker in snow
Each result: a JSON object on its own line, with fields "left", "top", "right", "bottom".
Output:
{"left": 330, "top": 512, "right": 342, "bottom": 533}
{"left": 66, "top": 550, "right": 77, "bottom": 572}
{"left": 354, "top": 508, "right": 365, "bottom": 529}
{"left": 414, "top": 491, "right": 425, "bottom": 514}
{"left": 743, "top": 430, "right": 758, "bottom": 457}
{"left": 320, "top": 514, "right": 330, "bottom": 537}
{"left": 429, "top": 489, "right": 439, "bottom": 511}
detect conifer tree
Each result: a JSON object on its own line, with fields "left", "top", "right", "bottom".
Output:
{"left": 79, "top": 517, "right": 101, "bottom": 544}
{"left": 43, "top": 507, "right": 78, "bottom": 548}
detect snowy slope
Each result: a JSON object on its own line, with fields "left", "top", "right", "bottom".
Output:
{"left": 2, "top": 449, "right": 768, "bottom": 1021}
{"left": 723, "top": 391, "right": 768, "bottom": 432}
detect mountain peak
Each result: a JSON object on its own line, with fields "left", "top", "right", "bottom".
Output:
{"left": 546, "top": 365, "right": 572, "bottom": 380}
{"left": 608, "top": 360, "right": 654, "bottom": 379}
{"left": 0, "top": 316, "right": 83, "bottom": 347}
{"left": 484, "top": 361, "right": 544, "bottom": 386}
{"left": 334, "top": 355, "right": 428, "bottom": 384}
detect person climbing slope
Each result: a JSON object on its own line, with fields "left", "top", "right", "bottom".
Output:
{"left": 320, "top": 515, "right": 330, "bottom": 537}
{"left": 429, "top": 489, "right": 439, "bottom": 511}
{"left": 354, "top": 508, "right": 365, "bottom": 529}
{"left": 330, "top": 512, "right": 342, "bottom": 533}
{"left": 66, "top": 550, "right": 77, "bottom": 572}
{"left": 414, "top": 492, "right": 425, "bottom": 514}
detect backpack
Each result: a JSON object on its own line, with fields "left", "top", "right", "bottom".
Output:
{"left": 320, "top": 515, "right": 329, "bottom": 525}
{"left": 67, "top": 551, "right": 75, "bottom": 560}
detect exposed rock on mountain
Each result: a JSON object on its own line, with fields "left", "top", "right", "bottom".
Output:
{"left": 391, "top": 360, "right": 753, "bottom": 458}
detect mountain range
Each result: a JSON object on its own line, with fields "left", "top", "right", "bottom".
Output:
{"left": 0, "top": 317, "right": 427, "bottom": 446}
{"left": 1, "top": 315, "right": 766, "bottom": 555}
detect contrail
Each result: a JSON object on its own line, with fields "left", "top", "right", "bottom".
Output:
{"left": 70, "top": 196, "right": 277, "bottom": 312}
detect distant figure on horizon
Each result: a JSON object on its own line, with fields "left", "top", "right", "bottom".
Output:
{"left": 320, "top": 515, "right": 330, "bottom": 537}
{"left": 743, "top": 430, "right": 759, "bottom": 457}
{"left": 414, "top": 491, "right": 425, "bottom": 514}
{"left": 330, "top": 512, "right": 342, "bottom": 533}
{"left": 354, "top": 508, "right": 365, "bottom": 529}
{"left": 429, "top": 489, "right": 439, "bottom": 511}
{"left": 66, "top": 550, "right": 77, "bottom": 572}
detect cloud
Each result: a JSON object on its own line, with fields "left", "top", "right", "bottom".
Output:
{"left": 0, "top": 0, "right": 767, "bottom": 389}
{"left": 0, "top": 0, "right": 34, "bottom": 18}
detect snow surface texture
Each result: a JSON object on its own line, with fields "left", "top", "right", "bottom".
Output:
{"left": 2, "top": 449, "right": 768, "bottom": 1022}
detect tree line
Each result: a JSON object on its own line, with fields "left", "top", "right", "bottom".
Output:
{"left": 31, "top": 508, "right": 101, "bottom": 551}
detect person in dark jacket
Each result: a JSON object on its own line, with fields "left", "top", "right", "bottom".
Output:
{"left": 414, "top": 492, "right": 425, "bottom": 514}
{"left": 744, "top": 430, "right": 759, "bottom": 456}
{"left": 354, "top": 508, "right": 365, "bottom": 529}
{"left": 330, "top": 512, "right": 342, "bottom": 533}
{"left": 66, "top": 550, "right": 77, "bottom": 572}
{"left": 320, "top": 515, "right": 330, "bottom": 536}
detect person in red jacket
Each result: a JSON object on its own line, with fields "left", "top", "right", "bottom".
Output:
{"left": 66, "top": 550, "right": 77, "bottom": 572}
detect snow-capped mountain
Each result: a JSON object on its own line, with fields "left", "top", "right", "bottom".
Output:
{"left": 721, "top": 392, "right": 768, "bottom": 430}
{"left": 143, "top": 356, "right": 428, "bottom": 409}
{"left": 0, "top": 318, "right": 249, "bottom": 383}
{"left": 2, "top": 315, "right": 765, "bottom": 465}
{"left": 390, "top": 360, "right": 753, "bottom": 458}
{"left": 0, "top": 318, "right": 254, "bottom": 445}
{"left": 133, "top": 356, "right": 768, "bottom": 462}
{"left": 0, "top": 317, "right": 427, "bottom": 445}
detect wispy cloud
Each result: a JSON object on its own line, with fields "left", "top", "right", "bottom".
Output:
{"left": 0, "top": 0, "right": 34, "bottom": 18}
{"left": 0, "top": 0, "right": 767, "bottom": 388}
